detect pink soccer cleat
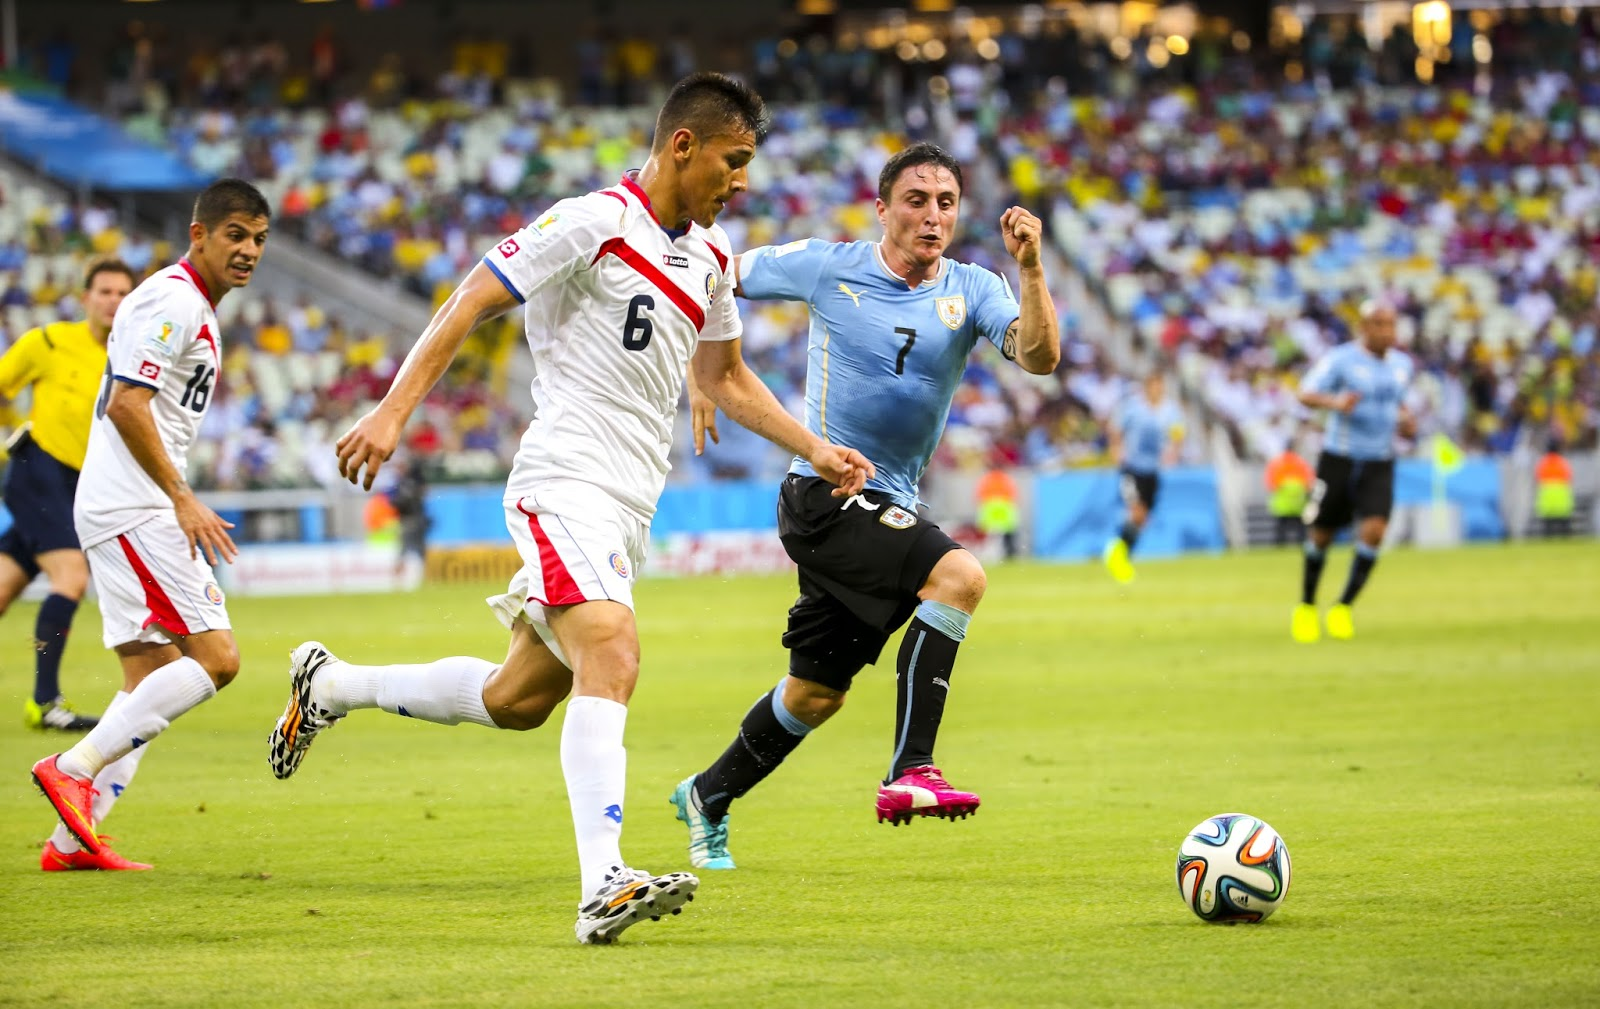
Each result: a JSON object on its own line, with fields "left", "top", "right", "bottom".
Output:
{"left": 876, "top": 765, "right": 981, "bottom": 826}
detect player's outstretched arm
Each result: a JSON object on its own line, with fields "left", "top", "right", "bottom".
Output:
{"left": 684, "top": 367, "right": 720, "bottom": 455}
{"left": 105, "top": 382, "right": 238, "bottom": 565}
{"left": 691, "top": 338, "right": 874, "bottom": 497}
{"left": 1000, "top": 206, "right": 1061, "bottom": 375}
{"left": 337, "top": 263, "right": 519, "bottom": 490}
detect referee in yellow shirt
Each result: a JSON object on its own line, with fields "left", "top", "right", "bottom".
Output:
{"left": 0, "top": 257, "right": 134, "bottom": 730}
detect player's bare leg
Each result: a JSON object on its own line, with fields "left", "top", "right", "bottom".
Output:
{"left": 878, "top": 548, "right": 984, "bottom": 825}
{"left": 36, "top": 630, "right": 235, "bottom": 856}
{"left": 21, "top": 548, "right": 98, "bottom": 730}
{"left": 544, "top": 599, "right": 698, "bottom": 944}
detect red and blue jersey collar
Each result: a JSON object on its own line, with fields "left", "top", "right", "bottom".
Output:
{"left": 620, "top": 171, "right": 690, "bottom": 241}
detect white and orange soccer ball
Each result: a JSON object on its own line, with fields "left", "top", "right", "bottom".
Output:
{"left": 1175, "top": 813, "right": 1291, "bottom": 923}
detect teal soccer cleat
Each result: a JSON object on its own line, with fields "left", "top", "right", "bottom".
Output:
{"left": 669, "top": 775, "right": 736, "bottom": 870}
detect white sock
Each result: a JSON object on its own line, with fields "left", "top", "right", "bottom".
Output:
{"left": 58, "top": 658, "right": 214, "bottom": 780}
{"left": 50, "top": 690, "right": 143, "bottom": 854}
{"left": 313, "top": 656, "right": 496, "bottom": 728}
{"left": 561, "top": 696, "right": 630, "bottom": 901}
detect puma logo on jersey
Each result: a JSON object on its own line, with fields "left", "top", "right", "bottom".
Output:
{"left": 838, "top": 283, "right": 865, "bottom": 308}
{"left": 841, "top": 494, "right": 879, "bottom": 512}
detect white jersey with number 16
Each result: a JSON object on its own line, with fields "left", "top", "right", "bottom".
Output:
{"left": 484, "top": 173, "right": 741, "bottom": 523}
{"left": 75, "top": 259, "right": 223, "bottom": 549}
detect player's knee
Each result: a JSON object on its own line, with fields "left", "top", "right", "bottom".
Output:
{"left": 196, "top": 639, "right": 241, "bottom": 688}
{"left": 785, "top": 677, "right": 846, "bottom": 724}
{"left": 924, "top": 550, "right": 986, "bottom": 611}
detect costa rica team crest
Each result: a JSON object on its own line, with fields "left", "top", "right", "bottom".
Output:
{"left": 935, "top": 295, "right": 966, "bottom": 330}
{"left": 204, "top": 582, "right": 225, "bottom": 605}
{"left": 705, "top": 271, "right": 717, "bottom": 305}
{"left": 608, "top": 551, "right": 630, "bottom": 579}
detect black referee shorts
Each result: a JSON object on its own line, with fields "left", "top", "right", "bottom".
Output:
{"left": 1304, "top": 452, "right": 1396, "bottom": 531}
{"left": 0, "top": 435, "right": 82, "bottom": 579}
{"left": 776, "top": 475, "right": 961, "bottom": 692}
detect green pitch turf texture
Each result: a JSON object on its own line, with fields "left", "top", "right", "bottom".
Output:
{"left": 1, "top": 542, "right": 1597, "bottom": 1008}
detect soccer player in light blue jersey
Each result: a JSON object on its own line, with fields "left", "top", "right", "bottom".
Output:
{"left": 672, "top": 143, "right": 1061, "bottom": 868}
{"left": 1103, "top": 371, "right": 1185, "bottom": 584}
{"left": 1292, "top": 301, "right": 1415, "bottom": 642}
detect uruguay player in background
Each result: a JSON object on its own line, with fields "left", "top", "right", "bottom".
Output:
{"left": 1292, "top": 301, "right": 1415, "bottom": 642}
{"left": 0, "top": 258, "right": 133, "bottom": 731}
{"left": 1102, "top": 371, "right": 1184, "bottom": 584}
{"left": 672, "top": 143, "right": 1060, "bottom": 869}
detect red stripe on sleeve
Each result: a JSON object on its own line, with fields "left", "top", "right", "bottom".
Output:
{"left": 702, "top": 239, "right": 728, "bottom": 273}
{"left": 592, "top": 238, "right": 706, "bottom": 332}
{"left": 117, "top": 535, "right": 193, "bottom": 636}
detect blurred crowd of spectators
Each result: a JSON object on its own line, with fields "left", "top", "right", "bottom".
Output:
{"left": 5, "top": 9, "right": 1597, "bottom": 497}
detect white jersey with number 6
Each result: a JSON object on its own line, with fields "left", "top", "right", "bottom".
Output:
{"left": 483, "top": 172, "right": 742, "bottom": 523}
{"left": 75, "top": 259, "right": 223, "bottom": 549}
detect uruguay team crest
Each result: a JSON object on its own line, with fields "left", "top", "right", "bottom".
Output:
{"left": 608, "top": 551, "right": 630, "bottom": 579}
{"left": 935, "top": 295, "right": 966, "bottom": 330}
{"left": 879, "top": 506, "right": 918, "bottom": 530}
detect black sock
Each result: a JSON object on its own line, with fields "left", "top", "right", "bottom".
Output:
{"left": 1119, "top": 522, "right": 1140, "bottom": 552}
{"left": 33, "top": 593, "right": 78, "bottom": 705}
{"left": 889, "top": 617, "right": 962, "bottom": 781}
{"left": 1340, "top": 545, "right": 1379, "bottom": 605}
{"left": 1301, "top": 542, "right": 1326, "bottom": 606}
{"left": 693, "top": 685, "right": 809, "bottom": 822}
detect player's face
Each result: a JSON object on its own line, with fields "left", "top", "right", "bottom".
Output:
{"left": 1362, "top": 307, "right": 1397, "bottom": 353}
{"left": 82, "top": 270, "right": 132, "bottom": 332}
{"left": 194, "top": 212, "right": 270, "bottom": 291}
{"left": 680, "top": 128, "right": 756, "bottom": 228}
{"left": 1145, "top": 374, "right": 1165, "bottom": 403}
{"left": 876, "top": 164, "right": 961, "bottom": 270}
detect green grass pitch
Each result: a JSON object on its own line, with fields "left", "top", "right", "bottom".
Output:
{"left": 1, "top": 542, "right": 1597, "bottom": 1008}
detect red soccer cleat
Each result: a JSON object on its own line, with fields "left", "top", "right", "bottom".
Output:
{"left": 876, "top": 765, "right": 982, "bottom": 826}
{"left": 41, "top": 837, "right": 152, "bottom": 871}
{"left": 31, "top": 755, "right": 102, "bottom": 855}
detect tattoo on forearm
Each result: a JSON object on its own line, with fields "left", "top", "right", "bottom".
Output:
{"left": 1003, "top": 321, "right": 1019, "bottom": 361}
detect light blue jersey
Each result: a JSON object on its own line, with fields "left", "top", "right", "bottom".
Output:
{"left": 1301, "top": 342, "right": 1414, "bottom": 461}
{"left": 1117, "top": 395, "right": 1184, "bottom": 475}
{"left": 739, "top": 239, "right": 1020, "bottom": 508}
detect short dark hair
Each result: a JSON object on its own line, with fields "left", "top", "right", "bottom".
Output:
{"left": 877, "top": 143, "right": 965, "bottom": 204}
{"left": 653, "top": 72, "right": 770, "bottom": 150}
{"left": 193, "top": 178, "right": 271, "bottom": 230}
{"left": 83, "top": 256, "right": 135, "bottom": 290}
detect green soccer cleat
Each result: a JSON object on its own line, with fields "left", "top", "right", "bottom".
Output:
{"left": 1103, "top": 538, "right": 1135, "bottom": 585}
{"left": 1325, "top": 603, "right": 1355, "bottom": 640}
{"left": 1291, "top": 604, "right": 1321, "bottom": 643}
{"left": 23, "top": 697, "right": 99, "bottom": 732}
{"left": 669, "top": 776, "right": 735, "bottom": 870}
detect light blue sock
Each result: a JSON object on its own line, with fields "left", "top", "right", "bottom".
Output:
{"left": 915, "top": 599, "right": 971, "bottom": 642}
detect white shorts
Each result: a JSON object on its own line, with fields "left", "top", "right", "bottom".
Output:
{"left": 485, "top": 481, "right": 648, "bottom": 667}
{"left": 85, "top": 515, "right": 232, "bottom": 648}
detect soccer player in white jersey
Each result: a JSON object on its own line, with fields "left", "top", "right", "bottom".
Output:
{"left": 266, "top": 73, "right": 873, "bottom": 945}
{"left": 30, "top": 180, "right": 271, "bottom": 870}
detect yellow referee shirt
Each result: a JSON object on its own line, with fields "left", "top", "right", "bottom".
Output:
{"left": 0, "top": 320, "right": 107, "bottom": 471}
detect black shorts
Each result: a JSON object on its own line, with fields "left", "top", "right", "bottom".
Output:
{"left": 1119, "top": 468, "right": 1160, "bottom": 511}
{"left": 777, "top": 475, "right": 961, "bottom": 691}
{"left": 1305, "top": 453, "right": 1395, "bottom": 530}
{"left": 0, "top": 436, "right": 82, "bottom": 580}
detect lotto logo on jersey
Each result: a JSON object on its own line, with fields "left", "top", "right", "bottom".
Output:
{"left": 662, "top": 253, "right": 689, "bottom": 269}
{"left": 497, "top": 237, "right": 520, "bottom": 259}
{"left": 608, "top": 551, "right": 630, "bottom": 579}
{"left": 138, "top": 361, "right": 162, "bottom": 381}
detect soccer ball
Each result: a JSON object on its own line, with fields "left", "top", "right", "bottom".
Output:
{"left": 1175, "top": 813, "right": 1291, "bottom": 923}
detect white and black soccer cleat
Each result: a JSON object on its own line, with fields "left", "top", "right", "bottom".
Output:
{"left": 268, "top": 641, "right": 344, "bottom": 780}
{"left": 574, "top": 865, "right": 699, "bottom": 945}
